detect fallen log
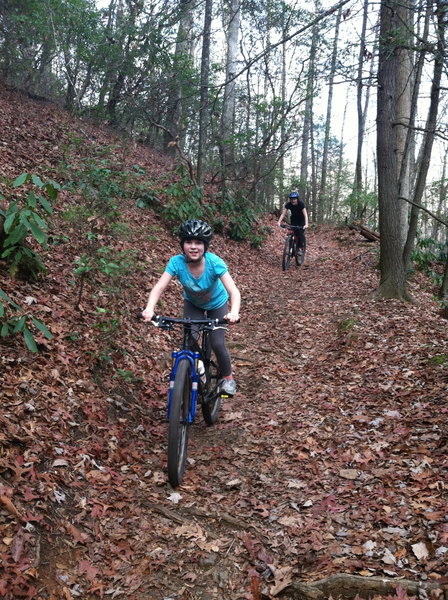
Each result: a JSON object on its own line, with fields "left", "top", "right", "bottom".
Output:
{"left": 349, "top": 223, "right": 380, "bottom": 242}
{"left": 279, "top": 573, "right": 447, "bottom": 599}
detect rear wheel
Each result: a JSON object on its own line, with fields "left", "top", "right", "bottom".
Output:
{"left": 282, "top": 236, "right": 293, "bottom": 271}
{"left": 201, "top": 342, "right": 222, "bottom": 425}
{"left": 295, "top": 244, "right": 305, "bottom": 265}
{"left": 167, "top": 359, "right": 191, "bottom": 487}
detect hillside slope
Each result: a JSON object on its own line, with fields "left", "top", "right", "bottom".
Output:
{"left": 1, "top": 84, "right": 447, "bottom": 600}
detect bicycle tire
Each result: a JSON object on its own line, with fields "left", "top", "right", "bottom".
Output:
{"left": 167, "top": 359, "right": 191, "bottom": 487}
{"left": 295, "top": 246, "right": 305, "bottom": 265}
{"left": 200, "top": 335, "right": 221, "bottom": 425}
{"left": 201, "top": 360, "right": 222, "bottom": 426}
{"left": 282, "top": 236, "right": 292, "bottom": 271}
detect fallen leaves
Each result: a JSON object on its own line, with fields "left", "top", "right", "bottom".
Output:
{"left": 1, "top": 86, "right": 447, "bottom": 599}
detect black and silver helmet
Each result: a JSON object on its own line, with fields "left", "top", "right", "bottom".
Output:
{"left": 178, "top": 219, "right": 213, "bottom": 249}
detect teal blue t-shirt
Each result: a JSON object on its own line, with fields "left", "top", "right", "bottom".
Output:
{"left": 166, "top": 252, "right": 229, "bottom": 310}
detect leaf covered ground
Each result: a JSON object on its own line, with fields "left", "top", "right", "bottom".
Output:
{"left": 1, "top": 84, "right": 447, "bottom": 599}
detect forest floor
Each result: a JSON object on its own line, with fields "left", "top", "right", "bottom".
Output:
{"left": 1, "top": 84, "right": 447, "bottom": 600}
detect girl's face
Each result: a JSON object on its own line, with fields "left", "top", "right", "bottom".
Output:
{"left": 183, "top": 239, "right": 205, "bottom": 262}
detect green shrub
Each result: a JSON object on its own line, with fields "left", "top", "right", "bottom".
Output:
{"left": 411, "top": 237, "right": 445, "bottom": 288}
{"left": 161, "top": 177, "right": 204, "bottom": 224}
{"left": 0, "top": 173, "right": 59, "bottom": 279}
{"left": 0, "top": 289, "right": 52, "bottom": 352}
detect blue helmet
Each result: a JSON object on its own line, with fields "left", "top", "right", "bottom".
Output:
{"left": 289, "top": 191, "right": 299, "bottom": 200}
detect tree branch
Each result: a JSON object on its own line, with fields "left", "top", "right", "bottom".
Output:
{"left": 215, "top": 0, "right": 353, "bottom": 93}
{"left": 399, "top": 196, "right": 448, "bottom": 227}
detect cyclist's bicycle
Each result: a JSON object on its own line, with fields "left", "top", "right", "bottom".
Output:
{"left": 142, "top": 315, "right": 230, "bottom": 488}
{"left": 281, "top": 225, "right": 305, "bottom": 270}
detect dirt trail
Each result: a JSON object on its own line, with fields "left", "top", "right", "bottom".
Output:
{"left": 1, "top": 84, "right": 446, "bottom": 600}
{"left": 131, "top": 224, "right": 447, "bottom": 599}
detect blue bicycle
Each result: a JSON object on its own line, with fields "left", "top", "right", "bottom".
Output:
{"left": 149, "top": 315, "right": 229, "bottom": 487}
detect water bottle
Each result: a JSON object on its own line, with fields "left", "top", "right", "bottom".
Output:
{"left": 197, "top": 360, "right": 206, "bottom": 385}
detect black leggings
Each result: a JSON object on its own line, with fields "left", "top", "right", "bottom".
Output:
{"left": 294, "top": 228, "right": 306, "bottom": 250}
{"left": 183, "top": 300, "right": 232, "bottom": 377}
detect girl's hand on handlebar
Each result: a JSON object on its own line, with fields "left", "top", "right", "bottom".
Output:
{"left": 225, "top": 312, "right": 240, "bottom": 324}
{"left": 141, "top": 307, "right": 154, "bottom": 322}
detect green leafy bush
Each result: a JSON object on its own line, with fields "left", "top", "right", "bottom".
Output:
{"left": 411, "top": 237, "right": 446, "bottom": 288}
{"left": 0, "top": 289, "right": 52, "bottom": 352}
{"left": 222, "top": 192, "right": 269, "bottom": 248}
{"left": 0, "top": 173, "right": 59, "bottom": 279}
{"left": 161, "top": 175, "right": 204, "bottom": 224}
{"left": 63, "top": 158, "right": 129, "bottom": 223}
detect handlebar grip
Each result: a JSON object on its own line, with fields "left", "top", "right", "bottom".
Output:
{"left": 137, "top": 310, "right": 159, "bottom": 324}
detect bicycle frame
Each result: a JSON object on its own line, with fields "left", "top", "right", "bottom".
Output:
{"left": 285, "top": 225, "right": 303, "bottom": 244}
{"left": 140, "top": 313, "right": 231, "bottom": 486}
{"left": 168, "top": 349, "right": 200, "bottom": 424}
{"left": 151, "top": 316, "right": 226, "bottom": 423}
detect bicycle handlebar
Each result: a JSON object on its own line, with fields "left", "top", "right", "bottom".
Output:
{"left": 137, "top": 312, "right": 237, "bottom": 329}
{"left": 280, "top": 224, "right": 304, "bottom": 230}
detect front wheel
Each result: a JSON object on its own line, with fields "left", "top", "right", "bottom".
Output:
{"left": 167, "top": 359, "right": 192, "bottom": 487}
{"left": 201, "top": 359, "right": 222, "bottom": 426}
{"left": 282, "top": 236, "right": 292, "bottom": 271}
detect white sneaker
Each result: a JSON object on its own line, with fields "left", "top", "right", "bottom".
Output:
{"left": 220, "top": 378, "right": 237, "bottom": 396}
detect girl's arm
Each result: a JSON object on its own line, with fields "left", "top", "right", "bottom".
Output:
{"left": 141, "top": 271, "right": 173, "bottom": 321}
{"left": 303, "top": 207, "right": 309, "bottom": 228}
{"left": 277, "top": 208, "right": 287, "bottom": 226}
{"left": 220, "top": 272, "right": 241, "bottom": 323}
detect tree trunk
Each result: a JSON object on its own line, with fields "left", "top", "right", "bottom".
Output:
{"left": 318, "top": 7, "right": 341, "bottom": 224}
{"left": 300, "top": 23, "right": 318, "bottom": 214}
{"left": 332, "top": 88, "right": 349, "bottom": 218}
{"left": 196, "top": 0, "right": 213, "bottom": 185}
{"left": 431, "top": 153, "right": 447, "bottom": 242}
{"left": 441, "top": 255, "right": 448, "bottom": 307}
{"left": 351, "top": 0, "right": 369, "bottom": 220}
{"left": 279, "top": 9, "right": 287, "bottom": 200}
{"left": 219, "top": 0, "right": 241, "bottom": 196}
{"left": 403, "top": 0, "right": 446, "bottom": 270}
{"left": 163, "top": 0, "right": 195, "bottom": 154}
{"left": 375, "top": 0, "right": 412, "bottom": 300}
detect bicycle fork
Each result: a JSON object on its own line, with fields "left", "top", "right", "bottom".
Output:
{"left": 168, "top": 351, "right": 201, "bottom": 424}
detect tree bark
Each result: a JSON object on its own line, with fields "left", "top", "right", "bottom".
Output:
{"left": 375, "top": 0, "right": 412, "bottom": 300}
{"left": 351, "top": 0, "right": 369, "bottom": 220}
{"left": 300, "top": 23, "right": 318, "bottom": 214}
{"left": 279, "top": 573, "right": 447, "bottom": 600}
{"left": 318, "top": 6, "right": 341, "bottom": 224}
{"left": 219, "top": 0, "right": 241, "bottom": 196}
{"left": 163, "top": 0, "right": 195, "bottom": 154}
{"left": 196, "top": 0, "right": 213, "bottom": 185}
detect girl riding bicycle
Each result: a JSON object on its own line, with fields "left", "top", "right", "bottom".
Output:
{"left": 141, "top": 219, "right": 241, "bottom": 396}
{"left": 278, "top": 191, "right": 309, "bottom": 252}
